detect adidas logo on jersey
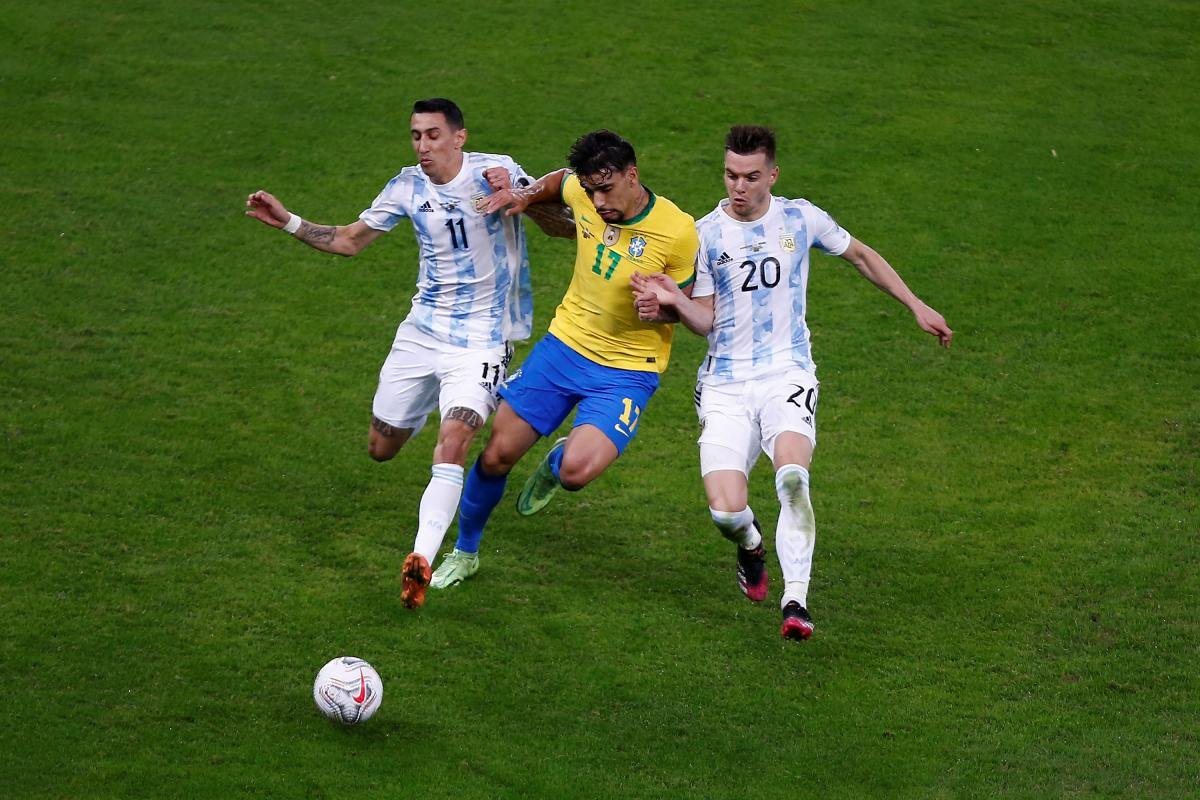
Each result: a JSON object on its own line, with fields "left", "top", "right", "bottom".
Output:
{"left": 715, "top": 251, "right": 732, "bottom": 266}
{"left": 417, "top": 201, "right": 434, "bottom": 212}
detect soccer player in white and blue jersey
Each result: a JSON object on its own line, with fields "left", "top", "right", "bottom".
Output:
{"left": 245, "top": 98, "right": 571, "bottom": 609}
{"left": 633, "top": 125, "right": 952, "bottom": 641}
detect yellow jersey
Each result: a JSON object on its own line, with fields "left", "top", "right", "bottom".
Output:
{"left": 549, "top": 173, "right": 698, "bottom": 372}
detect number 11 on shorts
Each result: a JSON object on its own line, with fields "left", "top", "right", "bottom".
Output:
{"left": 614, "top": 397, "right": 641, "bottom": 438}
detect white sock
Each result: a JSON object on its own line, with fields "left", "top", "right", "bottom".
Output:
{"left": 710, "top": 506, "right": 762, "bottom": 550}
{"left": 775, "top": 464, "right": 815, "bottom": 608}
{"left": 413, "top": 463, "right": 464, "bottom": 562}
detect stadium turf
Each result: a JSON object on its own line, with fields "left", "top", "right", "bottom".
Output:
{"left": 2, "top": 1, "right": 1197, "bottom": 797}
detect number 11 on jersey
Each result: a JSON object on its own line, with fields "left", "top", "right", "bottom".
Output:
{"left": 445, "top": 218, "right": 469, "bottom": 249}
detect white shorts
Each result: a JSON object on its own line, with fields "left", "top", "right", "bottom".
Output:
{"left": 695, "top": 367, "right": 819, "bottom": 476}
{"left": 371, "top": 321, "right": 512, "bottom": 432}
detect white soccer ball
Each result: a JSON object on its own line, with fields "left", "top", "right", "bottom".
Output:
{"left": 312, "top": 656, "right": 383, "bottom": 725}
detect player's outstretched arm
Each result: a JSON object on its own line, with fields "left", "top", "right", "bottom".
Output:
{"left": 481, "top": 169, "right": 569, "bottom": 217}
{"left": 631, "top": 272, "right": 713, "bottom": 335}
{"left": 839, "top": 239, "right": 954, "bottom": 348}
{"left": 481, "top": 168, "right": 575, "bottom": 240}
{"left": 522, "top": 202, "right": 576, "bottom": 239}
{"left": 245, "top": 190, "right": 383, "bottom": 257}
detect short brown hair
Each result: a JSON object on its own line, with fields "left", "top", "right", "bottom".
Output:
{"left": 725, "top": 125, "right": 776, "bottom": 163}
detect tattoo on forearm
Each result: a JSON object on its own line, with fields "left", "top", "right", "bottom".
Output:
{"left": 299, "top": 221, "right": 336, "bottom": 245}
{"left": 444, "top": 407, "right": 484, "bottom": 430}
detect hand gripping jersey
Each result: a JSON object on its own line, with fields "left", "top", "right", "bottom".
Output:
{"left": 692, "top": 196, "right": 851, "bottom": 385}
{"left": 550, "top": 173, "right": 698, "bottom": 372}
{"left": 359, "top": 152, "right": 534, "bottom": 349}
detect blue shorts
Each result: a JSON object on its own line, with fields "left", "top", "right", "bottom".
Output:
{"left": 499, "top": 334, "right": 658, "bottom": 454}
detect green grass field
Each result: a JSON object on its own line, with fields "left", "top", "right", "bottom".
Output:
{"left": 3, "top": 1, "right": 1197, "bottom": 797}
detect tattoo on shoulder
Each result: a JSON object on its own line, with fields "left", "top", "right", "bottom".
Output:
{"left": 444, "top": 407, "right": 484, "bottom": 430}
{"left": 300, "top": 222, "right": 336, "bottom": 244}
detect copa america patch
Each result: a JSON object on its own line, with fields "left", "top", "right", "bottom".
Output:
{"left": 603, "top": 225, "right": 621, "bottom": 246}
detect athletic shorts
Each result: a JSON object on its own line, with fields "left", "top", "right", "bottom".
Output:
{"left": 371, "top": 320, "right": 512, "bottom": 433}
{"left": 499, "top": 334, "right": 658, "bottom": 454}
{"left": 694, "top": 367, "right": 819, "bottom": 476}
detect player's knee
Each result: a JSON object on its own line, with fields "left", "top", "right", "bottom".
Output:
{"left": 478, "top": 445, "right": 517, "bottom": 477}
{"left": 368, "top": 422, "right": 411, "bottom": 462}
{"left": 556, "top": 458, "right": 594, "bottom": 492}
{"left": 433, "top": 431, "right": 474, "bottom": 465}
{"left": 368, "top": 440, "right": 398, "bottom": 462}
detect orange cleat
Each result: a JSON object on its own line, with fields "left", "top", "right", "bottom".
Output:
{"left": 401, "top": 553, "right": 432, "bottom": 609}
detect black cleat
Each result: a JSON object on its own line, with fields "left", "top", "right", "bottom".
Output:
{"left": 736, "top": 541, "right": 769, "bottom": 602}
{"left": 781, "top": 601, "right": 814, "bottom": 641}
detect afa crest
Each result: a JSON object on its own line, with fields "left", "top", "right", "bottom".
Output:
{"left": 780, "top": 233, "right": 797, "bottom": 252}
{"left": 628, "top": 235, "right": 647, "bottom": 258}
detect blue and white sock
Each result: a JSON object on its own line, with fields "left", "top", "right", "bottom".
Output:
{"left": 413, "top": 463, "right": 464, "bottom": 562}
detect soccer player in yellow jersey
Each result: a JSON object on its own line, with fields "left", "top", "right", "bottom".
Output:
{"left": 428, "top": 130, "right": 699, "bottom": 589}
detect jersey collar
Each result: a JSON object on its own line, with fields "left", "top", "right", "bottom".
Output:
{"left": 618, "top": 188, "right": 656, "bottom": 226}
{"left": 719, "top": 195, "right": 775, "bottom": 225}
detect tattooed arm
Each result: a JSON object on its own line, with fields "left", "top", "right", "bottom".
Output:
{"left": 245, "top": 190, "right": 384, "bottom": 256}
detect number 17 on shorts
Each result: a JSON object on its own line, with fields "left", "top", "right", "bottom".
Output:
{"left": 613, "top": 397, "right": 642, "bottom": 438}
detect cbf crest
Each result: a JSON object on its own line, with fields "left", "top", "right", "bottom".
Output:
{"left": 628, "top": 235, "right": 647, "bottom": 258}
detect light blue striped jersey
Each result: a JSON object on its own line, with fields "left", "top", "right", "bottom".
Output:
{"left": 693, "top": 196, "right": 851, "bottom": 385}
{"left": 359, "top": 152, "right": 534, "bottom": 348}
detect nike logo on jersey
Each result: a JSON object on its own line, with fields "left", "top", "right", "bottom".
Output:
{"left": 417, "top": 201, "right": 434, "bottom": 212}
{"left": 353, "top": 670, "right": 367, "bottom": 703}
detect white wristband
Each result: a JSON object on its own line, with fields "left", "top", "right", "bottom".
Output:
{"left": 282, "top": 213, "right": 303, "bottom": 235}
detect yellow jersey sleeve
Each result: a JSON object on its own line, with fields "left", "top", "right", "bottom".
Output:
{"left": 548, "top": 174, "right": 699, "bottom": 372}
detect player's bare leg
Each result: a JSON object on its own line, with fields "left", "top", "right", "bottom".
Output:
{"left": 368, "top": 416, "right": 414, "bottom": 462}
{"left": 772, "top": 432, "right": 816, "bottom": 639}
{"left": 516, "top": 424, "right": 617, "bottom": 516}
{"left": 704, "top": 468, "right": 767, "bottom": 602}
{"left": 557, "top": 425, "right": 618, "bottom": 489}
{"left": 479, "top": 401, "right": 542, "bottom": 476}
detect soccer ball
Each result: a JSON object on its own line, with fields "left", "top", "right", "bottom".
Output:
{"left": 312, "top": 656, "right": 383, "bottom": 725}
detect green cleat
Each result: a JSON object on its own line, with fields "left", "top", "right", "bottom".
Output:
{"left": 516, "top": 436, "right": 568, "bottom": 516}
{"left": 430, "top": 548, "right": 480, "bottom": 589}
